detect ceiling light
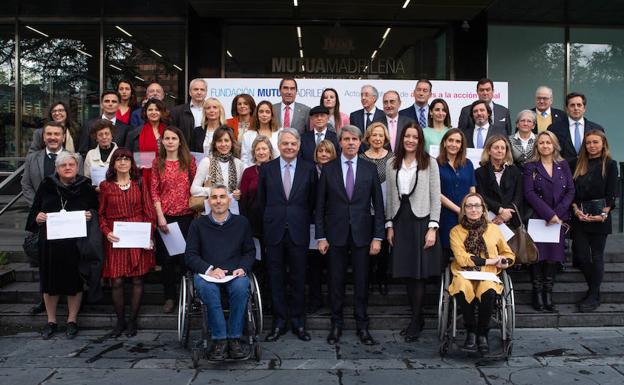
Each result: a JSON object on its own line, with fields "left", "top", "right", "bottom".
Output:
{"left": 134, "top": 76, "right": 145, "bottom": 82}
{"left": 109, "top": 64, "right": 122, "bottom": 71}
{"left": 226, "top": 50, "right": 233, "bottom": 58}
{"left": 293, "top": 0, "right": 298, "bottom": 6}
{"left": 402, "top": 0, "right": 411, "bottom": 8}
{"left": 76, "top": 49, "right": 92, "bottom": 58}
{"left": 173, "top": 64, "right": 183, "bottom": 71}
{"left": 299, "top": 49, "right": 304, "bottom": 58}
{"left": 297, "top": 26, "right": 302, "bottom": 38}
{"left": 371, "top": 50, "right": 378, "bottom": 59}
{"left": 115, "top": 26, "right": 133, "bottom": 38}
{"left": 382, "top": 28, "right": 391, "bottom": 40}
{"left": 25, "top": 26, "right": 49, "bottom": 38}
{"left": 150, "top": 49, "right": 163, "bottom": 57}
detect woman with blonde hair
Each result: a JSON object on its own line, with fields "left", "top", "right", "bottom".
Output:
{"left": 190, "top": 97, "right": 226, "bottom": 154}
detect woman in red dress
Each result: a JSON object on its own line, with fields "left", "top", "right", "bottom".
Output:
{"left": 151, "top": 126, "right": 197, "bottom": 313}
{"left": 99, "top": 147, "right": 156, "bottom": 337}
{"left": 115, "top": 79, "right": 138, "bottom": 125}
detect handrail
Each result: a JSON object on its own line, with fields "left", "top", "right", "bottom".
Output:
{"left": 619, "top": 162, "right": 623, "bottom": 233}
{"left": 0, "top": 191, "right": 23, "bottom": 217}
{"left": 0, "top": 164, "right": 25, "bottom": 193}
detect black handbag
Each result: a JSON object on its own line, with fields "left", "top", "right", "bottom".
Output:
{"left": 22, "top": 231, "right": 39, "bottom": 266}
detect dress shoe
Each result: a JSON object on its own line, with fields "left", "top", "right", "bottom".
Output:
{"left": 326, "top": 325, "right": 342, "bottom": 345}
{"left": 207, "top": 340, "right": 227, "bottom": 361}
{"left": 66, "top": 322, "right": 79, "bottom": 339}
{"left": 30, "top": 301, "right": 46, "bottom": 315}
{"left": 162, "top": 299, "right": 175, "bottom": 314}
{"left": 294, "top": 327, "right": 311, "bottom": 341}
{"left": 41, "top": 322, "right": 58, "bottom": 340}
{"left": 579, "top": 298, "right": 600, "bottom": 313}
{"left": 356, "top": 329, "right": 376, "bottom": 345}
{"left": 125, "top": 320, "right": 137, "bottom": 337}
{"left": 461, "top": 332, "right": 477, "bottom": 353}
{"left": 477, "top": 335, "right": 489, "bottom": 354}
{"left": 228, "top": 339, "right": 247, "bottom": 359}
{"left": 264, "top": 327, "right": 287, "bottom": 342}
{"left": 109, "top": 320, "right": 126, "bottom": 338}
{"left": 378, "top": 281, "right": 389, "bottom": 296}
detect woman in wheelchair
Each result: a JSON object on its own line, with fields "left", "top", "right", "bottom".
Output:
{"left": 449, "top": 193, "right": 515, "bottom": 354}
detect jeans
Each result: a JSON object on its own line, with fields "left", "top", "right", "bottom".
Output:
{"left": 193, "top": 274, "right": 249, "bottom": 340}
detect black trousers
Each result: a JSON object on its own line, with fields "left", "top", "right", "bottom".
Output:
{"left": 327, "top": 232, "right": 370, "bottom": 329}
{"left": 456, "top": 289, "right": 496, "bottom": 337}
{"left": 307, "top": 249, "right": 326, "bottom": 307}
{"left": 573, "top": 229, "right": 607, "bottom": 302}
{"left": 155, "top": 214, "right": 193, "bottom": 300}
{"left": 369, "top": 239, "right": 389, "bottom": 284}
{"left": 266, "top": 229, "right": 307, "bottom": 329}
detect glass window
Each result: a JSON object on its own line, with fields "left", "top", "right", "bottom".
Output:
{"left": 0, "top": 24, "right": 16, "bottom": 162}
{"left": 570, "top": 28, "right": 624, "bottom": 161}
{"left": 488, "top": 25, "right": 565, "bottom": 126}
{"left": 19, "top": 23, "right": 99, "bottom": 154}
{"left": 225, "top": 24, "right": 446, "bottom": 79}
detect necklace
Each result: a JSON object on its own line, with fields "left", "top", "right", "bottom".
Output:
{"left": 116, "top": 181, "right": 131, "bottom": 190}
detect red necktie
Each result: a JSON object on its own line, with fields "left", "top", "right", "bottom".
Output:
{"left": 284, "top": 105, "right": 291, "bottom": 128}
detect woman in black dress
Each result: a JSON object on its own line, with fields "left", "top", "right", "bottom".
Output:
{"left": 385, "top": 123, "right": 441, "bottom": 342}
{"left": 26, "top": 152, "right": 98, "bottom": 339}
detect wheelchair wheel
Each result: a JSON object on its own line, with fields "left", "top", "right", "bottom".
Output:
{"left": 501, "top": 271, "right": 515, "bottom": 340}
{"left": 254, "top": 343, "right": 262, "bottom": 361}
{"left": 437, "top": 267, "right": 451, "bottom": 341}
{"left": 250, "top": 273, "right": 263, "bottom": 334}
{"left": 191, "top": 347, "right": 201, "bottom": 368}
{"left": 177, "top": 276, "right": 191, "bottom": 348}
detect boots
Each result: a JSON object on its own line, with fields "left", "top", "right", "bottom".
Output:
{"left": 543, "top": 262, "right": 557, "bottom": 312}
{"left": 529, "top": 264, "right": 544, "bottom": 311}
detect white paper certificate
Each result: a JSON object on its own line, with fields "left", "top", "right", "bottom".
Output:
{"left": 112, "top": 221, "right": 151, "bottom": 248}
{"left": 527, "top": 219, "right": 561, "bottom": 243}
{"left": 459, "top": 271, "right": 502, "bottom": 283}
{"left": 487, "top": 211, "right": 515, "bottom": 242}
{"left": 309, "top": 225, "right": 318, "bottom": 250}
{"left": 199, "top": 274, "right": 236, "bottom": 284}
{"left": 46, "top": 211, "right": 87, "bottom": 240}
{"left": 133, "top": 152, "right": 156, "bottom": 169}
{"left": 157, "top": 222, "right": 186, "bottom": 255}
{"left": 90, "top": 166, "right": 107, "bottom": 187}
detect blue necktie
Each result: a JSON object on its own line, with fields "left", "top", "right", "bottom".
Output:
{"left": 418, "top": 108, "right": 427, "bottom": 128}
{"left": 541, "top": 111, "right": 548, "bottom": 118}
{"left": 476, "top": 127, "right": 484, "bottom": 149}
{"left": 574, "top": 121, "right": 581, "bottom": 153}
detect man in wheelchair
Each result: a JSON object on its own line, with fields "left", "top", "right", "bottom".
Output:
{"left": 185, "top": 184, "right": 256, "bottom": 361}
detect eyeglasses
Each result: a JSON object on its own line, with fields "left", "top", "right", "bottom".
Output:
{"left": 51, "top": 108, "right": 66, "bottom": 113}
{"left": 465, "top": 203, "right": 483, "bottom": 210}
{"left": 116, "top": 156, "right": 131, "bottom": 162}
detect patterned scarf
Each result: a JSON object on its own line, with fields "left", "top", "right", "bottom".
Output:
{"left": 460, "top": 216, "right": 489, "bottom": 259}
{"left": 209, "top": 152, "right": 237, "bottom": 192}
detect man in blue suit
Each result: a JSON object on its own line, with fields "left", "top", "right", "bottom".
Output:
{"left": 398, "top": 79, "right": 432, "bottom": 129}
{"left": 315, "top": 125, "right": 385, "bottom": 346}
{"left": 349, "top": 85, "right": 384, "bottom": 133}
{"left": 258, "top": 128, "right": 317, "bottom": 342}
{"left": 300, "top": 105, "right": 340, "bottom": 163}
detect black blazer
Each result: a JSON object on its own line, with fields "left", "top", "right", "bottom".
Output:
{"left": 189, "top": 126, "right": 208, "bottom": 153}
{"left": 299, "top": 129, "right": 340, "bottom": 163}
{"left": 530, "top": 107, "right": 567, "bottom": 133}
{"left": 475, "top": 162, "right": 523, "bottom": 228}
{"left": 349, "top": 108, "right": 385, "bottom": 133}
{"left": 315, "top": 157, "right": 385, "bottom": 247}
{"left": 169, "top": 103, "right": 195, "bottom": 146}
{"left": 257, "top": 157, "right": 317, "bottom": 247}
{"left": 464, "top": 125, "right": 507, "bottom": 148}
{"left": 458, "top": 102, "right": 512, "bottom": 136}
{"left": 372, "top": 115, "right": 414, "bottom": 151}
{"left": 78, "top": 118, "right": 132, "bottom": 155}
{"left": 547, "top": 118, "right": 605, "bottom": 164}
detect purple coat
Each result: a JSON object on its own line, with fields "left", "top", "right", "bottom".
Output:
{"left": 523, "top": 160, "right": 575, "bottom": 262}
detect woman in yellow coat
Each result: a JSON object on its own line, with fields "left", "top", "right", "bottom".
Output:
{"left": 449, "top": 192, "right": 515, "bottom": 354}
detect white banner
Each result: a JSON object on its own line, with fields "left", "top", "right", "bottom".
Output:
{"left": 204, "top": 78, "right": 508, "bottom": 128}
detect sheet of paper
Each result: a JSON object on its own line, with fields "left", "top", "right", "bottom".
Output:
{"left": 90, "top": 166, "right": 107, "bottom": 187}
{"left": 112, "top": 221, "right": 151, "bottom": 248}
{"left": 527, "top": 219, "right": 561, "bottom": 243}
{"left": 46, "top": 211, "right": 87, "bottom": 240}
{"left": 203, "top": 193, "right": 240, "bottom": 215}
{"left": 459, "top": 270, "right": 502, "bottom": 283}
{"left": 157, "top": 222, "right": 186, "bottom": 255}
{"left": 429, "top": 145, "right": 482, "bottom": 169}
{"left": 190, "top": 151, "right": 205, "bottom": 166}
{"left": 253, "top": 237, "right": 262, "bottom": 261}
{"left": 487, "top": 211, "right": 515, "bottom": 242}
{"left": 133, "top": 152, "right": 156, "bottom": 169}
{"left": 309, "top": 224, "right": 318, "bottom": 250}
{"left": 199, "top": 273, "right": 236, "bottom": 284}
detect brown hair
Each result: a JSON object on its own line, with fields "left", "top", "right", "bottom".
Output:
{"left": 141, "top": 98, "right": 170, "bottom": 124}
{"left": 157, "top": 126, "right": 192, "bottom": 173}
{"left": 437, "top": 128, "right": 468, "bottom": 169}
{"left": 106, "top": 147, "right": 140, "bottom": 181}
{"left": 320, "top": 88, "right": 343, "bottom": 129}
{"left": 392, "top": 122, "right": 430, "bottom": 170}
{"left": 427, "top": 98, "right": 452, "bottom": 128}
{"left": 480, "top": 135, "right": 513, "bottom": 166}
{"left": 458, "top": 192, "right": 489, "bottom": 223}
{"left": 210, "top": 125, "right": 241, "bottom": 158}
{"left": 230, "top": 94, "right": 256, "bottom": 117}
{"left": 89, "top": 119, "right": 116, "bottom": 140}
{"left": 574, "top": 129, "right": 612, "bottom": 179}
{"left": 314, "top": 139, "right": 337, "bottom": 164}
{"left": 528, "top": 131, "right": 564, "bottom": 163}
{"left": 251, "top": 100, "right": 278, "bottom": 132}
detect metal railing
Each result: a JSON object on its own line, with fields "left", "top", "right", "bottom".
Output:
{"left": 619, "top": 162, "right": 624, "bottom": 233}
{"left": 0, "top": 163, "right": 25, "bottom": 217}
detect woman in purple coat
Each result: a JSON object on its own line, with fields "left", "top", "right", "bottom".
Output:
{"left": 523, "top": 131, "right": 575, "bottom": 312}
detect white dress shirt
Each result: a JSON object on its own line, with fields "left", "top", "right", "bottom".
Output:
{"left": 363, "top": 107, "right": 378, "bottom": 126}
{"left": 101, "top": 114, "right": 117, "bottom": 125}
{"left": 279, "top": 156, "right": 297, "bottom": 186}
{"left": 340, "top": 153, "right": 358, "bottom": 187}
{"left": 568, "top": 117, "right": 585, "bottom": 147}
{"left": 280, "top": 103, "right": 295, "bottom": 128}
{"left": 190, "top": 102, "right": 203, "bottom": 128}
{"left": 472, "top": 122, "right": 490, "bottom": 148}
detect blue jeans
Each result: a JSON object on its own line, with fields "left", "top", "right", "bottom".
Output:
{"left": 193, "top": 274, "right": 249, "bottom": 340}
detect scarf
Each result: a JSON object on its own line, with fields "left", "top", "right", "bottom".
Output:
{"left": 209, "top": 152, "right": 237, "bottom": 192}
{"left": 460, "top": 216, "right": 489, "bottom": 259}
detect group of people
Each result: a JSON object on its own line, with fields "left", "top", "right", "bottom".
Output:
{"left": 21, "top": 76, "right": 617, "bottom": 360}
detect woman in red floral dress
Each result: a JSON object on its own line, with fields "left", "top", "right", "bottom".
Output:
{"left": 99, "top": 147, "right": 156, "bottom": 337}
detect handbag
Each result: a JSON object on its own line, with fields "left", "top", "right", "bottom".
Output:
{"left": 22, "top": 231, "right": 39, "bottom": 266}
{"left": 506, "top": 204, "right": 539, "bottom": 265}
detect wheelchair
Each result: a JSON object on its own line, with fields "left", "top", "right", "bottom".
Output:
{"left": 177, "top": 271, "right": 263, "bottom": 367}
{"left": 437, "top": 266, "right": 515, "bottom": 359}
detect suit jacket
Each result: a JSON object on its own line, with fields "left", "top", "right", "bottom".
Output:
{"left": 299, "top": 129, "right": 340, "bottom": 163}
{"left": 78, "top": 118, "right": 132, "bottom": 155}
{"left": 530, "top": 107, "right": 567, "bottom": 133}
{"left": 125, "top": 126, "right": 142, "bottom": 153}
{"left": 257, "top": 158, "right": 317, "bottom": 246}
{"left": 28, "top": 128, "right": 77, "bottom": 154}
{"left": 373, "top": 114, "right": 414, "bottom": 151}
{"left": 464, "top": 124, "right": 507, "bottom": 148}
{"left": 273, "top": 102, "right": 311, "bottom": 134}
{"left": 21, "top": 149, "right": 83, "bottom": 206}
{"left": 349, "top": 108, "right": 385, "bottom": 133}
{"left": 547, "top": 118, "right": 605, "bottom": 164}
{"left": 458, "top": 102, "right": 512, "bottom": 135}
{"left": 315, "top": 157, "right": 385, "bottom": 247}
{"left": 475, "top": 162, "right": 523, "bottom": 228}
{"left": 169, "top": 102, "right": 195, "bottom": 146}
{"left": 523, "top": 160, "right": 575, "bottom": 222}
{"left": 398, "top": 104, "right": 425, "bottom": 123}
{"left": 130, "top": 108, "right": 144, "bottom": 128}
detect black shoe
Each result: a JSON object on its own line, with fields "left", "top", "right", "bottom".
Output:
{"left": 30, "top": 301, "right": 46, "bottom": 315}
{"left": 543, "top": 291, "right": 557, "bottom": 312}
{"left": 579, "top": 297, "right": 600, "bottom": 313}
{"left": 477, "top": 335, "right": 489, "bottom": 354}
{"left": 41, "top": 322, "right": 58, "bottom": 340}
{"left": 404, "top": 330, "right": 420, "bottom": 343}
{"left": 327, "top": 325, "right": 342, "bottom": 345}
{"left": 461, "top": 332, "right": 477, "bottom": 353}
{"left": 378, "top": 282, "right": 389, "bottom": 296}
{"left": 294, "top": 327, "right": 311, "bottom": 341}
{"left": 66, "top": 322, "right": 79, "bottom": 339}
{"left": 126, "top": 320, "right": 137, "bottom": 337}
{"left": 264, "top": 327, "right": 287, "bottom": 342}
{"left": 207, "top": 340, "right": 227, "bottom": 361}
{"left": 532, "top": 289, "right": 544, "bottom": 311}
{"left": 109, "top": 320, "right": 126, "bottom": 338}
{"left": 356, "top": 329, "right": 376, "bottom": 345}
{"left": 228, "top": 339, "right": 247, "bottom": 359}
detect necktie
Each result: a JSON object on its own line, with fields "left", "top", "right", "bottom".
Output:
{"left": 541, "top": 111, "right": 548, "bottom": 118}
{"left": 327, "top": 121, "right": 334, "bottom": 132}
{"left": 389, "top": 119, "right": 397, "bottom": 151}
{"left": 284, "top": 105, "right": 291, "bottom": 128}
{"left": 345, "top": 160, "right": 354, "bottom": 200}
{"left": 418, "top": 108, "right": 427, "bottom": 128}
{"left": 316, "top": 132, "right": 323, "bottom": 145}
{"left": 49, "top": 153, "right": 57, "bottom": 161}
{"left": 476, "top": 127, "right": 484, "bottom": 149}
{"left": 365, "top": 112, "right": 372, "bottom": 128}
{"left": 283, "top": 163, "right": 292, "bottom": 199}
{"left": 574, "top": 121, "right": 581, "bottom": 153}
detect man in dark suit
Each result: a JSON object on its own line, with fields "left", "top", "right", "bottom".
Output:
{"left": 458, "top": 78, "right": 512, "bottom": 135}
{"left": 349, "top": 84, "right": 384, "bottom": 133}
{"left": 375, "top": 90, "right": 414, "bottom": 152}
{"left": 272, "top": 78, "right": 310, "bottom": 134}
{"left": 398, "top": 79, "right": 432, "bottom": 129}
{"left": 548, "top": 92, "right": 605, "bottom": 164}
{"left": 258, "top": 128, "right": 317, "bottom": 342}
{"left": 300, "top": 105, "right": 340, "bottom": 163}
{"left": 315, "top": 125, "right": 384, "bottom": 346}
{"left": 170, "top": 78, "right": 207, "bottom": 146}
{"left": 464, "top": 100, "right": 507, "bottom": 148}
{"left": 531, "top": 85, "right": 567, "bottom": 133}
{"left": 78, "top": 91, "right": 132, "bottom": 156}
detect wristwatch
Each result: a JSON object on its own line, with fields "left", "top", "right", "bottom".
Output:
{"left": 601, "top": 212, "right": 608, "bottom": 219}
